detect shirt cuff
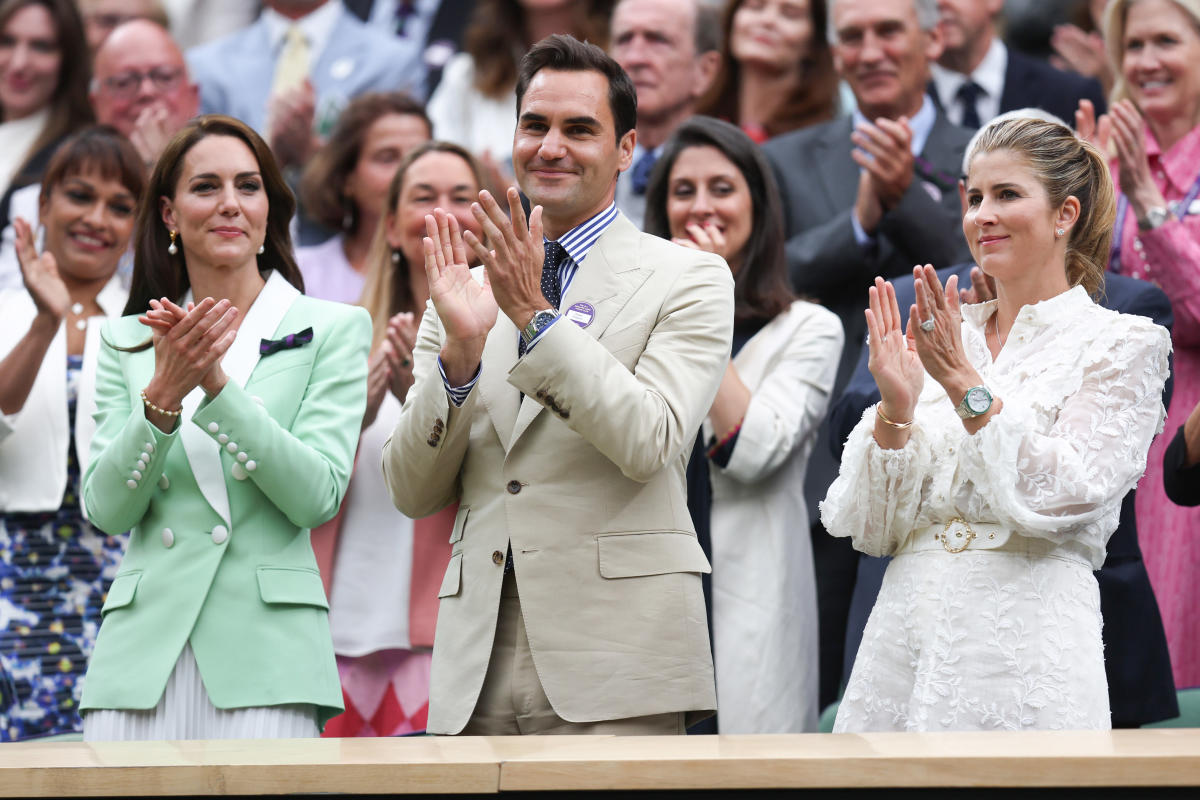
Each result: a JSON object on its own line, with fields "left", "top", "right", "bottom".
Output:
{"left": 522, "top": 315, "right": 561, "bottom": 353}
{"left": 851, "top": 211, "right": 876, "bottom": 249}
{"left": 438, "top": 356, "right": 481, "bottom": 407}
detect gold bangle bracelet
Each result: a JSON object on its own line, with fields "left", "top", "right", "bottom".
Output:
{"left": 875, "top": 403, "right": 913, "bottom": 429}
{"left": 140, "top": 389, "right": 182, "bottom": 418}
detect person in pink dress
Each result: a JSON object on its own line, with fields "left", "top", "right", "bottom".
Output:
{"left": 1079, "top": 0, "right": 1200, "bottom": 689}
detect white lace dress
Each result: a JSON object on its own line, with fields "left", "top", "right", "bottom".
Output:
{"left": 820, "top": 286, "right": 1171, "bottom": 732}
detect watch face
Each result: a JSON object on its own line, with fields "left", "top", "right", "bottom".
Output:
{"left": 966, "top": 387, "right": 992, "bottom": 414}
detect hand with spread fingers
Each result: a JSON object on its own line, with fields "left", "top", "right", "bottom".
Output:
{"left": 910, "top": 264, "right": 982, "bottom": 401}
{"left": 384, "top": 311, "right": 418, "bottom": 402}
{"left": 14, "top": 216, "right": 69, "bottom": 321}
{"left": 865, "top": 275, "right": 924, "bottom": 435}
{"left": 423, "top": 207, "right": 497, "bottom": 385}
{"left": 462, "top": 187, "right": 548, "bottom": 328}
{"left": 958, "top": 265, "right": 996, "bottom": 305}
{"left": 1108, "top": 99, "right": 1169, "bottom": 220}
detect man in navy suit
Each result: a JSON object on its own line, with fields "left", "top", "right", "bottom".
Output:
{"left": 828, "top": 263, "right": 1179, "bottom": 727}
{"left": 930, "top": 0, "right": 1105, "bottom": 129}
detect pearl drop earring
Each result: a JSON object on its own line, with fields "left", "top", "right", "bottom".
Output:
{"left": 257, "top": 243, "right": 265, "bottom": 255}
{"left": 392, "top": 250, "right": 401, "bottom": 264}
{"left": 167, "top": 230, "right": 178, "bottom": 255}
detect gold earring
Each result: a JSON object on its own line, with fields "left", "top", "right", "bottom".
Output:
{"left": 167, "top": 230, "right": 178, "bottom": 255}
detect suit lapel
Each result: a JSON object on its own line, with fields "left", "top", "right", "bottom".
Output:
{"left": 814, "top": 119, "right": 857, "bottom": 213}
{"left": 506, "top": 214, "right": 651, "bottom": 451}
{"left": 179, "top": 272, "right": 300, "bottom": 526}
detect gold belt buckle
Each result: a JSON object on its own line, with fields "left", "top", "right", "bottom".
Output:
{"left": 937, "top": 517, "right": 976, "bottom": 553}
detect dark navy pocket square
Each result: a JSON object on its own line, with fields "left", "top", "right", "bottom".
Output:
{"left": 260, "top": 327, "right": 313, "bottom": 356}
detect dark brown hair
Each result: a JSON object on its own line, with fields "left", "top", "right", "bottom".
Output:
{"left": 516, "top": 33, "right": 637, "bottom": 141}
{"left": 0, "top": 0, "right": 95, "bottom": 178}
{"left": 39, "top": 124, "right": 146, "bottom": 208}
{"left": 464, "top": 0, "right": 615, "bottom": 99}
{"left": 696, "top": 0, "right": 838, "bottom": 138}
{"left": 123, "top": 114, "right": 304, "bottom": 317}
{"left": 359, "top": 140, "right": 486, "bottom": 348}
{"left": 644, "top": 115, "right": 794, "bottom": 327}
{"left": 300, "top": 91, "right": 431, "bottom": 233}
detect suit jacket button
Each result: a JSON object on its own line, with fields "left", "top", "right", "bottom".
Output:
{"left": 535, "top": 390, "right": 546, "bottom": 399}
{"left": 427, "top": 437, "right": 438, "bottom": 447}
{"left": 207, "top": 423, "right": 219, "bottom": 434}
{"left": 158, "top": 474, "right": 170, "bottom": 490}
{"left": 231, "top": 463, "right": 248, "bottom": 480}
{"left": 161, "top": 528, "right": 174, "bottom": 548}
{"left": 507, "top": 480, "right": 521, "bottom": 494}
{"left": 492, "top": 550, "right": 504, "bottom": 565}
{"left": 211, "top": 525, "right": 228, "bottom": 544}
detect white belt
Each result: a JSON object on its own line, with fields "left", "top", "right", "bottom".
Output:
{"left": 899, "top": 517, "right": 1061, "bottom": 559}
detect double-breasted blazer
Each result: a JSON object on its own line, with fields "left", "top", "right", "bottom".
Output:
{"left": 79, "top": 272, "right": 370, "bottom": 729}
{"left": 384, "top": 213, "right": 734, "bottom": 734}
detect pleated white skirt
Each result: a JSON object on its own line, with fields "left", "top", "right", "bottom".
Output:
{"left": 82, "top": 644, "right": 319, "bottom": 741}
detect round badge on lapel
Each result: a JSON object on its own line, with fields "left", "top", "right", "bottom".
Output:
{"left": 564, "top": 302, "right": 595, "bottom": 328}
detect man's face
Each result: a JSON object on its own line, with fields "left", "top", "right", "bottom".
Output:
{"left": 936, "top": 0, "right": 1000, "bottom": 56}
{"left": 90, "top": 23, "right": 198, "bottom": 140}
{"left": 610, "top": 0, "right": 703, "bottom": 124}
{"left": 831, "top": 0, "right": 943, "bottom": 120}
{"left": 513, "top": 69, "right": 634, "bottom": 229}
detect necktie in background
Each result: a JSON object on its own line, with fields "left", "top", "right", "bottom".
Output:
{"left": 518, "top": 241, "right": 565, "bottom": 357}
{"left": 956, "top": 81, "right": 983, "bottom": 129}
{"left": 630, "top": 149, "right": 659, "bottom": 196}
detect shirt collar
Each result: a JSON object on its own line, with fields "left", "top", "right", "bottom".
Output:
{"left": 961, "top": 284, "right": 1089, "bottom": 330}
{"left": 1143, "top": 121, "right": 1200, "bottom": 195}
{"left": 552, "top": 202, "right": 619, "bottom": 265}
{"left": 852, "top": 94, "right": 937, "bottom": 156}
{"left": 262, "top": 1, "right": 341, "bottom": 60}
{"left": 930, "top": 38, "right": 1007, "bottom": 110}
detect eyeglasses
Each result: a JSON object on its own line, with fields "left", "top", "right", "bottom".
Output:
{"left": 101, "top": 67, "right": 184, "bottom": 99}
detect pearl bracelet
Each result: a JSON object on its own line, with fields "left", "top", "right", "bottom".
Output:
{"left": 141, "top": 389, "right": 182, "bottom": 418}
{"left": 875, "top": 403, "right": 913, "bottom": 430}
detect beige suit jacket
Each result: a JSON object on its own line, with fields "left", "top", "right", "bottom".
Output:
{"left": 384, "top": 213, "right": 733, "bottom": 734}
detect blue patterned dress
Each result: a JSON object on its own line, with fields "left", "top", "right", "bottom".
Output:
{"left": 1, "top": 355, "right": 128, "bottom": 740}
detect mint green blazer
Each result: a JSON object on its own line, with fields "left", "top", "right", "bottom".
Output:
{"left": 79, "top": 274, "right": 370, "bottom": 729}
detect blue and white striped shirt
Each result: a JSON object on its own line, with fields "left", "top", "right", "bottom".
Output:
{"left": 441, "top": 202, "right": 620, "bottom": 405}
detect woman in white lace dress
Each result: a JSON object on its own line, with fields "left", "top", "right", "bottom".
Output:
{"left": 821, "top": 117, "right": 1172, "bottom": 732}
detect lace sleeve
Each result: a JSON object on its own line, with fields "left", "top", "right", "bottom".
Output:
{"left": 820, "top": 405, "right": 934, "bottom": 557}
{"left": 956, "top": 321, "right": 1170, "bottom": 540}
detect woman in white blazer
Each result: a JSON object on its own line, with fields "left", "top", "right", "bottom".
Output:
{"left": 645, "top": 116, "right": 844, "bottom": 734}
{"left": 0, "top": 127, "right": 145, "bottom": 740}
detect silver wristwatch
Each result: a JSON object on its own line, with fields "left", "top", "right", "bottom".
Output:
{"left": 521, "top": 309, "right": 558, "bottom": 345}
{"left": 955, "top": 385, "right": 993, "bottom": 419}
{"left": 1138, "top": 206, "right": 1171, "bottom": 230}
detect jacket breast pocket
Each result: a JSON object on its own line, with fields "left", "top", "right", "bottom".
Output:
{"left": 438, "top": 552, "right": 463, "bottom": 598}
{"left": 101, "top": 571, "right": 142, "bottom": 614}
{"left": 256, "top": 567, "right": 330, "bottom": 609}
{"left": 596, "top": 531, "right": 712, "bottom": 579}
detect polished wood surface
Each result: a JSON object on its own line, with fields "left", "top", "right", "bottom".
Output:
{"left": 2, "top": 731, "right": 1199, "bottom": 796}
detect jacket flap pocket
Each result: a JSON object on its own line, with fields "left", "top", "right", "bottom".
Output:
{"left": 450, "top": 506, "right": 469, "bottom": 544}
{"left": 256, "top": 567, "right": 330, "bottom": 609}
{"left": 101, "top": 571, "right": 142, "bottom": 614}
{"left": 438, "top": 552, "right": 463, "bottom": 598}
{"left": 597, "top": 531, "right": 712, "bottom": 579}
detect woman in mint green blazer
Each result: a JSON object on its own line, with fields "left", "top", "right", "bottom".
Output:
{"left": 79, "top": 116, "right": 370, "bottom": 740}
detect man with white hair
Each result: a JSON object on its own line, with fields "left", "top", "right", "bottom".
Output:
{"left": 762, "top": 0, "right": 973, "bottom": 710}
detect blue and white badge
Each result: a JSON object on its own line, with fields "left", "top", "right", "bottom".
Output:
{"left": 564, "top": 301, "right": 595, "bottom": 328}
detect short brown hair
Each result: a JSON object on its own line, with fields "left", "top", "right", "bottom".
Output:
{"left": 124, "top": 115, "right": 304, "bottom": 317}
{"left": 516, "top": 34, "right": 637, "bottom": 141}
{"left": 39, "top": 125, "right": 146, "bottom": 208}
{"left": 300, "top": 92, "right": 431, "bottom": 233}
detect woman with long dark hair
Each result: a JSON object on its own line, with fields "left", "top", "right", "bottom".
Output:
{"left": 645, "top": 116, "right": 843, "bottom": 733}
{"left": 79, "top": 115, "right": 370, "bottom": 740}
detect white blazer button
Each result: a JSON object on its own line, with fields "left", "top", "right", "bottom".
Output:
{"left": 126, "top": 479, "right": 138, "bottom": 489}
{"left": 158, "top": 474, "right": 170, "bottom": 490}
{"left": 136, "top": 459, "right": 147, "bottom": 470}
{"left": 131, "top": 470, "right": 143, "bottom": 480}
{"left": 226, "top": 442, "right": 238, "bottom": 453}
{"left": 237, "top": 452, "right": 248, "bottom": 463}
{"left": 162, "top": 528, "right": 174, "bottom": 548}
{"left": 211, "top": 525, "right": 228, "bottom": 544}
{"left": 245, "top": 460, "right": 257, "bottom": 472}
{"left": 140, "top": 451, "right": 151, "bottom": 462}
{"left": 218, "top": 434, "right": 229, "bottom": 444}
{"left": 207, "top": 422, "right": 219, "bottom": 434}
{"left": 231, "top": 463, "right": 248, "bottom": 480}
{"left": 144, "top": 442, "right": 154, "bottom": 453}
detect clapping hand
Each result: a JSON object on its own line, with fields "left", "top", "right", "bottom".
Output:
{"left": 383, "top": 312, "right": 418, "bottom": 402}
{"left": 424, "top": 208, "right": 497, "bottom": 386}
{"left": 958, "top": 266, "right": 995, "bottom": 305}
{"left": 865, "top": 276, "right": 924, "bottom": 424}
{"left": 1075, "top": 98, "right": 1112, "bottom": 152}
{"left": 1107, "top": 99, "right": 1168, "bottom": 217}
{"left": 851, "top": 117, "right": 915, "bottom": 215}
{"left": 463, "top": 187, "right": 547, "bottom": 328}
{"left": 672, "top": 221, "right": 729, "bottom": 260}
{"left": 911, "top": 264, "right": 979, "bottom": 397}
{"left": 129, "top": 104, "right": 175, "bottom": 167}
{"left": 14, "top": 217, "right": 68, "bottom": 321}
{"left": 138, "top": 297, "right": 238, "bottom": 429}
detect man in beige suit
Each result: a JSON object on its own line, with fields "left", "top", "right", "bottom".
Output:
{"left": 383, "top": 34, "right": 733, "bottom": 735}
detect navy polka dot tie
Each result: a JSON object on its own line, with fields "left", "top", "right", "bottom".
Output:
{"left": 519, "top": 241, "right": 565, "bottom": 356}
